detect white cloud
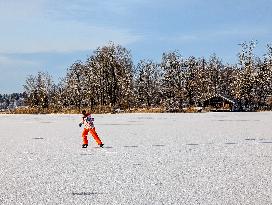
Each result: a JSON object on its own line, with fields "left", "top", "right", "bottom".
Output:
{"left": 0, "top": 54, "right": 40, "bottom": 93}
{"left": 158, "top": 26, "right": 271, "bottom": 44}
{"left": 0, "top": 21, "right": 142, "bottom": 53}
{"left": 0, "top": 55, "right": 38, "bottom": 67}
{"left": 0, "top": 0, "right": 142, "bottom": 54}
{"left": 0, "top": 0, "right": 46, "bottom": 20}
{"left": 158, "top": 34, "right": 198, "bottom": 43}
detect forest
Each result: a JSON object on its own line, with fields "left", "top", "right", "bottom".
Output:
{"left": 1, "top": 41, "right": 272, "bottom": 113}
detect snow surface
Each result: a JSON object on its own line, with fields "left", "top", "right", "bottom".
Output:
{"left": 1, "top": 112, "right": 272, "bottom": 204}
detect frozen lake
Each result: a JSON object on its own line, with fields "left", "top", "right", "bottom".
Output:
{"left": 1, "top": 112, "right": 272, "bottom": 204}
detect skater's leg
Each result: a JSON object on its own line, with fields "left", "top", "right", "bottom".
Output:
{"left": 89, "top": 128, "right": 103, "bottom": 145}
{"left": 82, "top": 128, "right": 89, "bottom": 145}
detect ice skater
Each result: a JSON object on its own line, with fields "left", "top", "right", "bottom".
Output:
{"left": 79, "top": 110, "right": 104, "bottom": 148}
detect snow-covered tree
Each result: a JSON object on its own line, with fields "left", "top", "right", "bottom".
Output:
{"left": 161, "top": 51, "right": 185, "bottom": 111}
{"left": 0, "top": 93, "right": 26, "bottom": 110}
{"left": 183, "top": 56, "right": 203, "bottom": 107}
{"left": 61, "top": 61, "right": 85, "bottom": 111}
{"left": 219, "top": 64, "right": 237, "bottom": 99}
{"left": 19, "top": 41, "right": 272, "bottom": 113}
{"left": 206, "top": 54, "right": 224, "bottom": 96}
{"left": 86, "top": 42, "right": 134, "bottom": 110}
{"left": 49, "top": 83, "right": 64, "bottom": 112}
{"left": 236, "top": 41, "right": 258, "bottom": 111}
{"left": 255, "top": 44, "right": 272, "bottom": 110}
{"left": 24, "top": 72, "right": 54, "bottom": 110}
{"left": 134, "top": 59, "right": 162, "bottom": 108}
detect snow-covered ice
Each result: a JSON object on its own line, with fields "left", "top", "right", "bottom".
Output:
{"left": 1, "top": 112, "right": 272, "bottom": 204}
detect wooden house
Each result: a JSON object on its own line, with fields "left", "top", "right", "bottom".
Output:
{"left": 203, "top": 95, "right": 235, "bottom": 111}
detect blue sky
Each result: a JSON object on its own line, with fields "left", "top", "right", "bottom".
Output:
{"left": 0, "top": 0, "right": 272, "bottom": 94}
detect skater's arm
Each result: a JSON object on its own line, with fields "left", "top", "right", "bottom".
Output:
{"left": 79, "top": 117, "right": 86, "bottom": 127}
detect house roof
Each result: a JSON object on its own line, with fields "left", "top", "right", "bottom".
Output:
{"left": 204, "top": 94, "right": 235, "bottom": 104}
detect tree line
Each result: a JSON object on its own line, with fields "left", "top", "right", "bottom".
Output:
{"left": 11, "top": 41, "right": 272, "bottom": 113}
{"left": 0, "top": 93, "right": 26, "bottom": 110}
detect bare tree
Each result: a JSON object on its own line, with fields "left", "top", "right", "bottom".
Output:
{"left": 86, "top": 42, "right": 134, "bottom": 111}
{"left": 24, "top": 72, "right": 54, "bottom": 111}
{"left": 61, "top": 61, "right": 85, "bottom": 111}
{"left": 135, "top": 59, "right": 162, "bottom": 108}
{"left": 237, "top": 41, "right": 258, "bottom": 111}
{"left": 161, "top": 51, "right": 186, "bottom": 111}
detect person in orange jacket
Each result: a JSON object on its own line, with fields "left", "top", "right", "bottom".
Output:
{"left": 79, "top": 110, "right": 104, "bottom": 148}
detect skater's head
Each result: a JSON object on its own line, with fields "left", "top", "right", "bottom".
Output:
{"left": 82, "top": 110, "right": 87, "bottom": 117}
